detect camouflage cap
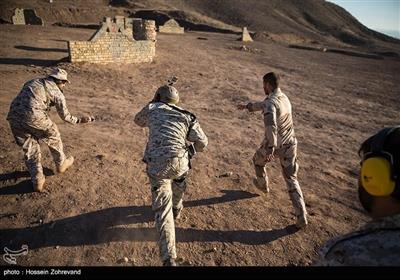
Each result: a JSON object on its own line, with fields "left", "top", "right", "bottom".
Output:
{"left": 49, "top": 68, "right": 70, "bottom": 83}
{"left": 156, "top": 85, "right": 180, "bottom": 105}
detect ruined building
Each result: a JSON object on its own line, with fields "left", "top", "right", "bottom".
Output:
{"left": 68, "top": 16, "right": 156, "bottom": 64}
{"left": 158, "top": 19, "right": 184, "bottom": 34}
{"left": 12, "top": 8, "right": 44, "bottom": 25}
{"left": 240, "top": 27, "right": 253, "bottom": 42}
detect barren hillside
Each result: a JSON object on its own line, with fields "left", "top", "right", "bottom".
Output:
{"left": 1, "top": 0, "right": 399, "bottom": 52}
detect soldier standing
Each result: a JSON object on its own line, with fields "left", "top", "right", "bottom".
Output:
{"left": 7, "top": 68, "right": 95, "bottom": 192}
{"left": 134, "top": 80, "right": 208, "bottom": 266}
{"left": 316, "top": 127, "right": 400, "bottom": 265}
{"left": 237, "top": 72, "right": 307, "bottom": 228}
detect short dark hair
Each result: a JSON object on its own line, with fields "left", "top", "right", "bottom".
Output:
{"left": 263, "top": 72, "right": 280, "bottom": 89}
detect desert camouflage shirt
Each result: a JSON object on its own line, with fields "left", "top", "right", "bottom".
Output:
{"left": 315, "top": 214, "right": 400, "bottom": 266}
{"left": 247, "top": 88, "right": 296, "bottom": 149}
{"left": 134, "top": 102, "right": 208, "bottom": 162}
{"left": 7, "top": 77, "right": 79, "bottom": 128}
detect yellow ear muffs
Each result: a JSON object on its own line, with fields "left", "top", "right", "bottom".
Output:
{"left": 361, "top": 157, "right": 396, "bottom": 196}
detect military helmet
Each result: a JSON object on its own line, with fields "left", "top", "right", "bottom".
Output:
{"left": 156, "top": 85, "right": 180, "bottom": 105}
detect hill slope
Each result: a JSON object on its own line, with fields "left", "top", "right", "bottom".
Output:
{"left": 1, "top": 0, "right": 399, "bottom": 51}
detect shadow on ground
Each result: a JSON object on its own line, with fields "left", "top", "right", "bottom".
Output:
{"left": 0, "top": 57, "right": 69, "bottom": 66}
{"left": 0, "top": 168, "right": 55, "bottom": 195}
{"left": 14, "top": 45, "right": 68, "bottom": 53}
{"left": 0, "top": 189, "right": 297, "bottom": 249}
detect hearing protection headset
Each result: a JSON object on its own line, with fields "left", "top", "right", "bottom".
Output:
{"left": 360, "top": 126, "right": 400, "bottom": 196}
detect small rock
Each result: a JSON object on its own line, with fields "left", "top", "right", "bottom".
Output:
{"left": 124, "top": 257, "right": 129, "bottom": 263}
{"left": 117, "top": 258, "right": 127, "bottom": 264}
{"left": 98, "top": 256, "right": 106, "bottom": 262}
{"left": 55, "top": 246, "right": 59, "bottom": 249}
{"left": 95, "top": 154, "right": 105, "bottom": 161}
{"left": 203, "top": 247, "right": 217, "bottom": 254}
{"left": 219, "top": 172, "right": 233, "bottom": 178}
{"left": 31, "top": 218, "right": 43, "bottom": 225}
{"left": 240, "top": 45, "right": 249, "bottom": 51}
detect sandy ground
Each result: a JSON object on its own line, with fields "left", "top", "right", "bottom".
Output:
{"left": 0, "top": 24, "right": 399, "bottom": 266}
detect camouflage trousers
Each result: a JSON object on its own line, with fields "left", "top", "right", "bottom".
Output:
{"left": 253, "top": 140, "right": 307, "bottom": 218}
{"left": 146, "top": 155, "right": 189, "bottom": 262}
{"left": 8, "top": 119, "right": 66, "bottom": 180}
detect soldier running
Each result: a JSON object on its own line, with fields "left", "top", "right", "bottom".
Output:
{"left": 134, "top": 78, "right": 208, "bottom": 266}
{"left": 237, "top": 72, "right": 308, "bottom": 228}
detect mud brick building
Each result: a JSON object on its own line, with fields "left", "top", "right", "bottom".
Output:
{"left": 158, "top": 19, "right": 184, "bottom": 34}
{"left": 12, "top": 8, "right": 43, "bottom": 25}
{"left": 240, "top": 27, "right": 253, "bottom": 42}
{"left": 68, "top": 16, "right": 156, "bottom": 64}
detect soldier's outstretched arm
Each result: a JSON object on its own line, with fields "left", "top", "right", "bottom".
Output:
{"left": 54, "top": 94, "right": 79, "bottom": 124}
{"left": 134, "top": 105, "right": 149, "bottom": 127}
{"left": 187, "top": 121, "right": 208, "bottom": 152}
{"left": 237, "top": 101, "right": 264, "bottom": 112}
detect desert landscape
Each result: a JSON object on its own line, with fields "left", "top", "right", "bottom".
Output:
{"left": 0, "top": 0, "right": 399, "bottom": 266}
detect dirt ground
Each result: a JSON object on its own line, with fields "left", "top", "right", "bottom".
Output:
{"left": 0, "top": 24, "right": 399, "bottom": 266}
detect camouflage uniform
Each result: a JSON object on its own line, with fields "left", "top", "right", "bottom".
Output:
{"left": 316, "top": 214, "right": 400, "bottom": 265}
{"left": 247, "top": 88, "right": 307, "bottom": 220}
{"left": 134, "top": 102, "right": 208, "bottom": 262}
{"left": 7, "top": 77, "right": 79, "bottom": 182}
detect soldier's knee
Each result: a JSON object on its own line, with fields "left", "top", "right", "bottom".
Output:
{"left": 175, "top": 171, "right": 188, "bottom": 183}
{"left": 282, "top": 162, "right": 298, "bottom": 178}
{"left": 253, "top": 153, "right": 266, "bottom": 166}
{"left": 173, "top": 177, "right": 186, "bottom": 187}
{"left": 152, "top": 189, "right": 173, "bottom": 211}
{"left": 254, "top": 164, "right": 265, "bottom": 178}
{"left": 45, "top": 124, "right": 61, "bottom": 139}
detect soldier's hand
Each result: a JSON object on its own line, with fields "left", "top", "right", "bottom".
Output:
{"left": 265, "top": 147, "right": 275, "bottom": 162}
{"left": 266, "top": 153, "right": 275, "bottom": 162}
{"left": 79, "top": 116, "right": 95, "bottom": 123}
{"left": 237, "top": 104, "right": 248, "bottom": 110}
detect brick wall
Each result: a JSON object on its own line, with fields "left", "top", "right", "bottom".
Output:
{"left": 12, "top": 8, "right": 25, "bottom": 25}
{"left": 68, "top": 16, "right": 156, "bottom": 64}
